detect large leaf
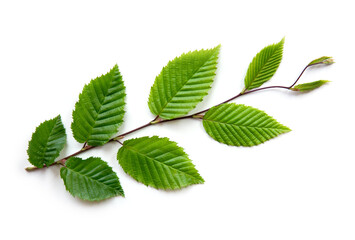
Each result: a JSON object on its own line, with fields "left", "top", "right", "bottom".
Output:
{"left": 203, "top": 103, "right": 290, "bottom": 146}
{"left": 243, "top": 38, "right": 284, "bottom": 91}
{"left": 27, "top": 115, "right": 66, "bottom": 168}
{"left": 71, "top": 65, "right": 125, "bottom": 146}
{"left": 292, "top": 80, "right": 330, "bottom": 92}
{"left": 148, "top": 46, "right": 220, "bottom": 120}
{"left": 117, "top": 136, "right": 204, "bottom": 190}
{"left": 60, "top": 157, "right": 124, "bottom": 201}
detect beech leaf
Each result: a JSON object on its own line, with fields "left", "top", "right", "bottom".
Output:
{"left": 148, "top": 46, "right": 220, "bottom": 119}
{"left": 60, "top": 157, "right": 124, "bottom": 201}
{"left": 243, "top": 38, "right": 284, "bottom": 91}
{"left": 117, "top": 136, "right": 204, "bottom": 190}
{"left": 27, "top": 115, "right": 66, "bottom": 168}
{"left": 203, "top": 103, "right": 290, "bottom": 146}
{"left": 71, "top": 65, "right": 126, "bottom": 146}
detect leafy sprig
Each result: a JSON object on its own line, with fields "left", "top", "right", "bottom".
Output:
{"left": 25, "top": 39, "right": 333, "bottom": 201}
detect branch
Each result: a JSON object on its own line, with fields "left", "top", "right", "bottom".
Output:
{"left": 25, "top": 62, "right": 315, "bottom": 172}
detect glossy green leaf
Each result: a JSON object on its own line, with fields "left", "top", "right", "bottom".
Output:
{"left": 203, "top": 103, "right": 290, "bottom": 146}
{"left": 309, "top": 56, "right": 334, "bottom": 65}
{"left": 60, "top": 157, "right": 124, "bottom": 201}
{"left": 148, "top": 46, "right": 220, "bottom": 120}
{"left": 243, "top": 38, "right": 284, "bottom": 91}
{"left": 27, "top": 115, "right": 66, "bottom": 168}
{"left": 71, "top": 65, "right": 125, "bottom": 146}
{"left": 292, "top": 80, "right": 330, "bottom": 92}
{"left": 117, "top": 136, "right": 204, "bottom": 190}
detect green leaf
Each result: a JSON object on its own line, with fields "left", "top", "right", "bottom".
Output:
{"left": 71, "top": 65, "right": 125, "bottom": 146}
{"left": 27, "top": 115, "right": 66, "bottom": 168}
{"left": 243, "top": 38, "right": 284, "bottom": 91}
{"left": 148, "top": 46, "right": 220, "bottom": 120}
{"left": 309, "top": 56, "right": 334, "bottom": 65}
{"left": 117, "top": 136, "right": 204, "bottom": 190}
{"left": 292, "top": 80, "right": 330, "bottom": 92}
{"left": 203, "top": 103, "right": 290, "bottom": 146}
{"left": 60, "top": 157, "right": 124, "bottom": 201}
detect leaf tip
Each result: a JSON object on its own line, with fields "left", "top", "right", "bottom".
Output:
{"left": 214, "top": 44, "right": 221, "bottom": 50}
{"left": 280, "top": 36, "right": 286, "bottom": 44}
{"left": 198, "top": 177, "right": 205, "bottom": 184}
{"left": 283, "top": 126, "right": 292, "bottom": 133}
{"left": 210, "top": 44, "right": 221, "bottom": 57}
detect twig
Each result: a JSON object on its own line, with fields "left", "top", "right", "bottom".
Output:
{"left": 25, "top": 62, "right": 316, "bottom": 171}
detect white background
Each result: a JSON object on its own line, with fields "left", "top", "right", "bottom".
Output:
{"left": 1, "top": 0, "right": 354, "bottom": 239}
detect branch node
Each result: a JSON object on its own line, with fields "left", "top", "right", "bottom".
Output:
{"left": 151, "top": 117, "right": 163, "bottom": 124}
{"left": 113, "top": 135, "right": 124, "bottom": 141}
{"left": 192, "top": 114, "right": 204, "bottom": 119}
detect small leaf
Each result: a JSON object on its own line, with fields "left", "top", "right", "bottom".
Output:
{"left": 60, "top": 157, "right": 124, "bottom": 201}
{"left": 27, "top": 115, "right": 66, "bottom": 168}
{"left": 309, "top": 56, "right": 334, "bottom": 65}
{"left": 71, "top": 65, "right": 126, "bottom": 146}
{"left": 203, "top": 103, "right": 290, "bottom": 146}
{"left": 117, "top": 136, "right": 204, "bottom": 190}
{"left": 243, "top": 38, "right": 284, "bottom": 91}
{"left": 292, "top": 80, "right": 330, "bottom": 92}
{"left": 148, "top": 46, "right": 220, "bottom": 120}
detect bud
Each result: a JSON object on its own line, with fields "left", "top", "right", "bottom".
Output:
{"left": 323, "top": 58, "right": 334, "bottom": 64}
{"left": 291, "top": 80, "right": 330, "bottom": 92}
{"left": 308, "top": 56, "right": 334, "bottom": 66}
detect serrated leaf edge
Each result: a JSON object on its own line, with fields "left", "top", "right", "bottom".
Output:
{"left": 27, "top": 115, "right": 66, "bottom": 168}
{"left": 60, "top": 157, "right": 124, "bottom": 201}
{"left": 148, "top": 45, "right": 220, "bottom": 119}
{"left": 203, "top": 103, "right": 291, "bottom": 147}
{"left": 71, "top": 64, "right": 126, "bottom": 146}
{"left": 118, "top": 136, "right": 204, "bottom": 190}
{"left": 243, "top": 38, "right": 285, "bottom": 91}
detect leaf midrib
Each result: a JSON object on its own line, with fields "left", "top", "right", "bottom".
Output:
{"left": 203, "top": 118, "right": 288, "bottom": 131}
